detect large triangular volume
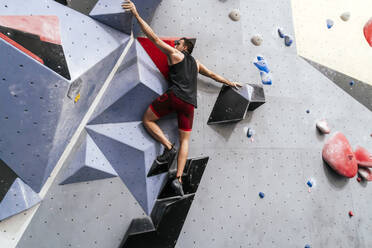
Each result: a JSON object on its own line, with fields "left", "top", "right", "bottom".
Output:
{"left": 0, "top": 0, "right": 129, "bottom": 194}
{"left": 0, "top": 178, "right": 41, "bottom": 221}
{"left": 207, "top": 84, "right": 251, "bottom": 125}
{"left": 90, "top": 0, "right": 162, "bottom": 36}
{"left": 303, "top": 57, "right": 372, "bottom": 111}
{"left": 54, "top": 0, "right": 98, "bottom": 15}
{"left": 89, "top": 0, "right": 133, "bottom": 34}
{"left": 86, "top": 121, "right": 178, "bottom": 215}
{"left": 60, "top": 133, "right": 117, "bottom": 185}
{"left": 88, "top": 41, "right": 168, "bottom": 125}
{"left": 0, "top": 16, "right": 70, "bottom": 79}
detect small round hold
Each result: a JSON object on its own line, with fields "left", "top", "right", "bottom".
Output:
{"left": 251, "top": 35, "right": 263, "bottom": 46}
{"left": 259, "top": 192, "right": 265, "bottom": 198}
{"left": 307, "top": 180, "right": 313, "bottom": 188}
{"left": 349, "top": 211, "right": 354, "bottom": 217}
{"left": 229, "top": 9, "right": 240, "bottom": 21}
{"left": 349, "top": 81, "right": 355, "bottom": 86}
{"left": 304, "top": 245, "right": 311, "bottom": 248}
{"left": 247, "top": 128, "right": 254, "bottom": 138}
{"left": 306, "top": 110, "right": 310, "bottom": 114}
{"left": 340, "top": 12, "right": 351, "bottom": 22}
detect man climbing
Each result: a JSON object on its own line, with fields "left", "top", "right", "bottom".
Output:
{"left": 122, "top": 0, "right": 242, "bottom": 196}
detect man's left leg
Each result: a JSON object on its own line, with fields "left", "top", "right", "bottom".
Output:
{"left": 176, "top": 129, "right": 191, "bottom": 181}
{"left": 170, "top": 97, "right": 194, "bottom": 196}
{"left": 171, "top": 129, "right": 190, "bottom": 196}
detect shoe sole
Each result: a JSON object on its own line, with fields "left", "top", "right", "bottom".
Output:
{"left": 155, "top": 152, "right": 177, "bottom": 166}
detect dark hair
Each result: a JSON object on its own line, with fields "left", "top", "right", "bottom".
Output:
{"left": 180, "top": 37, "right": 194, "bottom": 54}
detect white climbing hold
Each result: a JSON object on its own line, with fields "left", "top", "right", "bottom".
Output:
{"left": 316, "top": 119, "right": 331, "bottom": 134}
{"left": 229, "top": 9, "right": 240, "bottom": 21}
{"left": 340, "top": 12, "right": 351, "bottom": 22}
{"left": 251, "top": 34, "right": 263, "bottom": 46}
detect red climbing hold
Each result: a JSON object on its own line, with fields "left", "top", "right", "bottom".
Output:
{"left": 357, "top": 177, "right": 362, "bottom": 182}
{"left": 349, "top": 211, "right": 354, "bottom": 217}
{"left": 354, "top": 146, "right": 372, "bottom": 167}
{"left": 363, "top": 18, "right": 372, "bottom": 47}
{"left": 322, "top": 132, "right": 358, "bottom": 178}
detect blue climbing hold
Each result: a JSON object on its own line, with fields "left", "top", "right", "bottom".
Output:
{"left": 254, "top": 56, "right": 272, "bottom": 85}
{"left": 278, "top": 28, "right": 285, "bottom": 38}
{"left": 349, "top": 81, "right": 355, "bottom": 86}
{"left": 307, "top": 181, "right": 313, "bottom": 187}
{"left": 305, "top": 245, "right": 311, "bottom": 248}
{"left": 247, "top": 128, "right": 254, "bottom": 138}
{"left": 259, "top": 192, "right": 265, "bottom": 198}
{"left": 306, "top": 110, "right": 310, "bottom": 114}
{"left": 327, "top": 19, "right": 334, "bottom": 29}
{"left": 284, "top": 35, "right": 293, "bottom": 47}
{"left": 254, "top": 56, "right": 270, "bottom": 73}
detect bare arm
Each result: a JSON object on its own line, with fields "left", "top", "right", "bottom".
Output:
{"left": 122, "top": 1, "right": 177, "bottom": 56}
{"left": 197, "top": 60, "right": 242, "bottom": 89}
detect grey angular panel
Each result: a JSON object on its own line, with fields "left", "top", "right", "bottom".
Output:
{"left": 90, "top": 0, "right": 161, "bottom": 36}
{"left": 0, "top": 0, "right": 130, "bottom": 194}
{"left": 64, "top": 0, "right": 99, "bottom": 15}
{"left": 0, "top": 39, "right": 69, "bottom": 193}
{"left": 60, "top": 133, "right": 117, "bottom": 185}
{"left": 303, "top": 57, "right": 372, "bottom": 111}
{"left": 1, "top": 0, "right": 130, "bottom": 81}
{"left": 86, "top": 121, "right": 178, "bottom": 215}
{"left": 0, "top": 178, "right": 41, "bottom": 221}
{"left": 89, "top": 40, "right": 167, "bottom": 124}
{"left": 89, "top": 82, "right": 161, "bottom": 124}
{"left": 0, "top": 37, "right": 126, "bottom": 193}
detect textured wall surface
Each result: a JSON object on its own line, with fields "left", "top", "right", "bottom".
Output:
{"left": 0, "top": 0, "right": 371, "bottom": 247}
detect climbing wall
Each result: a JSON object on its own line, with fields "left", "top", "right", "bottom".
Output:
{"left": 0, "top": 0, "right": 371, "bottom": 247}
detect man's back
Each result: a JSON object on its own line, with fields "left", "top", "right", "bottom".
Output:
{"left": 169, "top": 51, "right": 198, "bottom": 108}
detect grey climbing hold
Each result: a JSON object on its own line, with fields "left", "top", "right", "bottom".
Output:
{"left": 340, "top": 12, "right": 351, "bottom": 22}
{"left": 251, "top": 34, "right": 263, "bottom": 46}
{"left": 229, "top": 9, "right": 240, "bottom": 21}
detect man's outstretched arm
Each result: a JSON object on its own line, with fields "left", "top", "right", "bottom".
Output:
{"left": 122, "top": 0, "right": 177, "bottom": 55}
{"left": 197, "top": 60, "right": 242, "bottom": 89}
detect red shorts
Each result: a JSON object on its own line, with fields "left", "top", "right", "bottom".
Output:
{"left": 149, "top": 90, "right": 194, "bottom": 131}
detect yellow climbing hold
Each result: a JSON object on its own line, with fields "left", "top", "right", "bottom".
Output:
{"left": 74, "top": 93, "right": 80, "bottom": 103}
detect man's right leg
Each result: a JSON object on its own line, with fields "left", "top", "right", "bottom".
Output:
{"left": 142, "top": 107, "right": 172, "bottom": 150}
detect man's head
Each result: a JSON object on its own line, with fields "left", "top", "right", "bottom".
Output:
{"left": 175, "top": 37, "right": 194, "bottom": 54}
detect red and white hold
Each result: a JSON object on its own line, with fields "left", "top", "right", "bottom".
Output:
{"left": 354, "top": 146, "right": 372, "bottom": 168}
{"left": 322, "top": 132, "right": 358, "bottom": 178}
{"left": 358, "top": 167, "right": 372, "bottom": 181}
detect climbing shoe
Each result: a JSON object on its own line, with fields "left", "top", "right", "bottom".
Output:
{"left": 171, "top": 178, "right": 184, "bottom": 196}
{"left": 156, "top": 145, "right": 177, "bottom": 165}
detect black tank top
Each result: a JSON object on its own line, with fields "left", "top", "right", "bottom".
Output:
{"left": 168, "top": 51, "right": 198, "bottom": 108}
